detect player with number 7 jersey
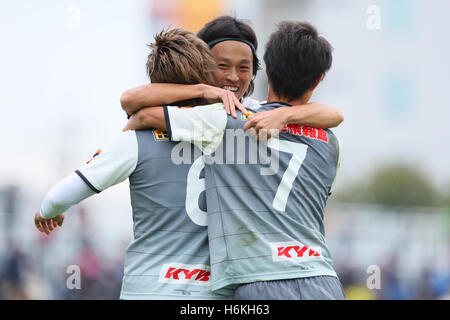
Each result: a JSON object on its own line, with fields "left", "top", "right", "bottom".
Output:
{"left": 164, "top": 101, "right": 342, "bottom": 296}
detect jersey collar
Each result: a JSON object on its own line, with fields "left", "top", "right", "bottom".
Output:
{"left": 260, "top": 101, "right": 292, "bottom": 108}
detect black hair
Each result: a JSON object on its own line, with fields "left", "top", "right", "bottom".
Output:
{"left": 263, "top": 21, "right": 333, "bottom": 101}
{"left": 197, "top": 16, "right": 260, "bottom": 97}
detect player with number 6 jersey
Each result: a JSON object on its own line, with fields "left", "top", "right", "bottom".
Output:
{"left": 33, "top": 28, "right": 231, "bottom": 299}
{"left": 78, "top": 130, "right": 222, "bottom": 299}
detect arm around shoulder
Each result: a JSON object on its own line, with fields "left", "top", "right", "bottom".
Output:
{"left": 286, "top": 102, "right": 344, "bottom": 128}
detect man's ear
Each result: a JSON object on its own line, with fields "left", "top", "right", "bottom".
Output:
{"left": 311, "top": 74, "right": 324, "bottom": 91}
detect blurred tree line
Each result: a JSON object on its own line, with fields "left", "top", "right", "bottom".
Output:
{"left": 333, "top": 164, "right": 450, "bottom": 208}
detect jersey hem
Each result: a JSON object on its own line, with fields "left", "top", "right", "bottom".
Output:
{"left": 119, "top": 292, "right": 232, "bottom": 300}
{"left": 211, "top": 269, "right": 338, "bottom": 293}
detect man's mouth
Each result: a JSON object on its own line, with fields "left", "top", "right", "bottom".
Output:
{"left": 222, "top": 86, "right": 239, "bottom": 93}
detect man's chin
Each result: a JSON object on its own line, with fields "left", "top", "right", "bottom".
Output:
{"left": 235, "top": 92, "right": 244, "bottom": 100}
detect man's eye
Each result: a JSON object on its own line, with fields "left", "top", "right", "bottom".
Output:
{"left": 240, "top": 66, "right": 250, "bottom": 70}
{"left": 218, "top": 64, "right": 227, "bottom": 68}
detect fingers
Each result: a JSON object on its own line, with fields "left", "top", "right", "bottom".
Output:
{"left": 38, "top": 220, "right": 50, "bottom": 235}
{"left": 233, "top": 95, "right": 247, "bottom": 116}
{"left": 55, "top": 214, "right": 65, "bottom": 227}
{"left": 122, "top": 121, "right": 133, "bottom": 132}
{"left": 243, "top": 118, "right": 255, "bottom": 131}
{"left": 243, "top": 113, "right": 260, "bottom": 131}
{"left": 243, "top": 119, "right": 274, "bottom": 140}
{"left": 34, "top": 218, "right": 45, "bottom": 233}
{"left": 229, "top": 92, "right": 237, "bottom": 118}
{"left": 221, "top": 91, "right": 241, "bottom": 118}
{"left": 47, "top": 219, "right": 55, "bottom": 232}
{"left": 222, "top": 93, "right": 231, "bottom": 117}
{"left": 34, "top": 211, "right": 64, "bottom": 235}
{"left": 34, "top": 212, "right": 46, "bottom": 234}
{"left": 223, "top": 92, "right": 237, "bottom": 118}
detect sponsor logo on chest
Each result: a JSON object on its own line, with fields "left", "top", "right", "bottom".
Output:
{"left": 281, "top": 124, "right": 328, "bottom": 143}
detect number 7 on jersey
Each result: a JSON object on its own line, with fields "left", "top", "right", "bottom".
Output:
{"left": 267, "top": 138, "right": 308, "bottom": 212}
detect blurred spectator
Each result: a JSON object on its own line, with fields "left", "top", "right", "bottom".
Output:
{"left": 2, "top": 185, "right": 19, "bottom": 236}
{"left": 0, "top": 241, "right": 30, "bottom": 299}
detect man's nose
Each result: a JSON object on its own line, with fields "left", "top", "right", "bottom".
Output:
{"left": 226, "top": 68, "right": 239, "bottom": 82}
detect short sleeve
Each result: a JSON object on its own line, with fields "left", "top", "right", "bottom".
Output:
{"left": 165, "top": 103, "right": 228, "bottom": 155}
{"left": 76, "top": 130, "right": 138, "bottom": 192}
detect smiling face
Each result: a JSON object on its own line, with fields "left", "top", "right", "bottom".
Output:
{"left": 210, "top": 40, "right": 254, "bottom": 100}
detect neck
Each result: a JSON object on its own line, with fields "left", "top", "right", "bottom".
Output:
{"left": 266, "top": 86, "right": 309, "bottom": 106}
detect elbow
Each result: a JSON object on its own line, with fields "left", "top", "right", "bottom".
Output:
{"left": 336, "top": 109, "right": 344, "bottom": 125}
{"left": 120, "top": 89, "right": 139, "bottom": 115}
{"left": 120, "top": 90, "right": 132, "bottom": 113}
{"left": 136, "top": 108, "right": 150, "bottom": 123}
{"left": 331, "top": 107, "right": 344, "bottom": 127}
{"left": 136, "top": 108, "right": 158, "bottom": 128}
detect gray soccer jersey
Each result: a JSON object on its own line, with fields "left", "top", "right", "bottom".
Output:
{"left": 165, "top": 102, "right": 341, "bottom": 294}
{"left": 76, "top": 129, "right": 230, "bottom": 299}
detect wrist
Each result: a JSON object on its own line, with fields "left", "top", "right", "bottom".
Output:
{"left": 281, "top": 107, "right": 294, "bottom": 124}
{"left": 196, "top": 83, "right": 207, "bottom": 99}
{"left": 39, "top": 208, "right": 49, "bottom": 220}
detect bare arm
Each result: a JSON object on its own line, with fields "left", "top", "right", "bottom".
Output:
{"left": 284, "top": 102, "right": 343, "bottom": 128}
{"left": 243, "top": 102, "right": 343, "bottom": 136}
{"left": 120, "top": 83, "right": 246, "bottom": 117}
{"left": 122, "top": 107, "right": 167, "bottom": 132}
{"left": 120, "top": 84, "right": 204, "bottom": 115}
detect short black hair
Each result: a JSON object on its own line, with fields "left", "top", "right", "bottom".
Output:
{"left": 197, "top": 16, "right": 261, "bottom": 97}
{"left": 264, "top": 21, "right": 333, "bottom": 101}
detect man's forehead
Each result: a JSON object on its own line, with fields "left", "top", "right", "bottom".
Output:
{"left": 215, "top": 56, "right": 252, "bottom": 64}
{"left": 211, "top": 41, "right": 253, "bottom": 61}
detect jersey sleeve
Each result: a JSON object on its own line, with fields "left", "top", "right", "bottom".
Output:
{"left": 164, "top": 103, "right": 228, "bottom": 155}
{"left": 40, "top": 173, "right": 97, "bottom": 219}
{"left": 76, "top": 130, "right": 138, "bottom": 192}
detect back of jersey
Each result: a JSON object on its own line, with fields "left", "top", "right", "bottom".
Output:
{"left": 204, "top": 102, "right": 341, "bottom": 293}
{"left": 121, "top": 129, "right": 226, "bottom": 299}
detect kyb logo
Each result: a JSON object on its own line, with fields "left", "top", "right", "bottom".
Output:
{"left": 271, "top": 241, "right": 322, "bottom": 262}
{"left": 159, "top": 263, "right": 211, "bottom": 286}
